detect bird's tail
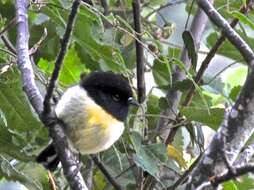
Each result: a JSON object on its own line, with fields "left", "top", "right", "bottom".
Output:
{"left": 36, "top": 143, "right": 60, "bottom": 171}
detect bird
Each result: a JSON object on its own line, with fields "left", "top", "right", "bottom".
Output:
{"left": 36, "top": 71, "right": 134, "bottom": 171}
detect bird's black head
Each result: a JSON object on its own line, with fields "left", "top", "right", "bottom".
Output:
{"left": 80, "top": 71, "right": 133, "bottom": 121}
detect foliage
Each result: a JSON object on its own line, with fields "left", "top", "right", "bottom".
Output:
{"left": 0, "top": 0, "right": 254, "bottom": 189}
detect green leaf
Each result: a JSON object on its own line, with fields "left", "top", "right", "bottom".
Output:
{"left": 126, "top": 184, "right": 137, "bottom": 190}
{"left": 130, "top": 131, "right": 142, "bottom": 152}
{"left": 172, "top": 79, "right": 193, "bottom": 92}
{"left": 229, "top": 85, "right": 241, "bottom": 101}
{"left": 173, "top": 58, "right": 209, "bottom": 110}
{"left": 131, "top": 132, "right": 168, "bottom": 184}
{"left": 168, "top": 47, "right": 181, "bottom": 59}
{"left": 182, "top": 30, "right": 197, "bottom": 70}
{"left": 225, "top": 66, "right": 247, "bottom": 88}
{"left": 0, "top": 67, "right": 46, "bottom": 161}
{"left": 159, "top": 97, "right": 169, "bottom": 110}
{"left": 144, "top": 143, "right": 168, "bottom": 163}
{"left": 242, "top": 0, "right": 247, "bottom": 6}
{"left": 93, "top": 170, "right": 107, "bottom": 190}
{"left": 231, "top": 11, "right": 254, "bottom": 31}
{"left": 38, "top": 46, "right": 89, "bottom": 86}
{"left": 172, "top": 127, "right": 185, "bottom": 151}
{"left": 152, "top": 57, "right": 171, "bottom": 87}
{"left": 180, "top": 107, "right": 224, "bottom": 130}
{"left": 132, "top": 143, "right": 168, "bottom": 185}
{"left": 43, "top": 4, "right": 127, "bottom": 73}
{"left": 146, "top": 95, "right": 160, "bottom": 129}
{"left": 235, "top": 175, "right": 254, "bottom": 190}
{"left": 207, "top": 32, "right": 254, "bottom": 61}
{"left": 149, "top": 0, "right": 166, "bottom": 6}
{"left": 223, "top": 180, "right": 238, "bottom": 190}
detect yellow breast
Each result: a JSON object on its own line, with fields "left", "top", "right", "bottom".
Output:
{"left": 86, "top": 105, "right": 118, "bottom": 128}
{"left": 69, "top": 104, "right": 124, "bottom": 154}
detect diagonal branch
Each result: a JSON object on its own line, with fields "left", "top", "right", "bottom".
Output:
{"left": 43, "top": 0, "right": 81, "bottom": 115}
{"left": 16, "top": 0, "right": 44, "bottom": 114}
{"left": 0, "top": 16, "right": 16, "bottom": 38}
{"left": 198, "top": 0, "right": 254, "bottom": 63}
{"left": 211, "top": 164, "right": 254, "bottom": 187}
{"left": 233, "top": 140, "right": 254, "bottom": 166}
{"left": 1, "top": 34, "right": 17, "bottom": 55}
{"left": 91, "top": 155, "right": 123, "bottom": 190}
{"left": 196, "top": 164, "right": 254, "bottom": 190}
{"left": 15, "top": 0, "right": 88, "bottom": 189}
{"left": 183, "top": 0, "right": 254, "bottom": 189}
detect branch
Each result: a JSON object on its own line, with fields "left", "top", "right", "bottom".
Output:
{"left": 43, "top": 0, "right": 80, "bottom": 114}
{"left": 1, "top": 34, "right": 17, "bottom": 55}
{"left": 133, "top": 0, "right": 146, "bottom": 103}
{"left": 0, "top": 16, "right": 16, "bottom": 38}
{"left": 211, "top": 164, "right": 254, "bottom": 187}
{"left": 49, "top": 122, "right": 88, "bottom": 190}
{"left": 156, "top": 0, "right": 214, "bottom": 140}
{"left": 0, "top": 16, "right": 17, "bottom": 54}
{"left": 91, "top": 155, "right": 123, "bottom": 190}
{"left": 144, "top": 0, "right": 186, "bottom": 19}
{"left": 100, "top": 0, "right": 109, "bottom": 15}
{"left": 198, "top": 0, "right": 254, "bottom": 63}
{"left": 233, "top": 140, "right": 254, "bottom": 167}
{"left": 183, "top": 0, "right": 254, "bottom": 188}
{"left": 182, "top": 0, "right": 254, "bottom": 106}
{"left": 16, "top": 0, "right": 88, "bottom": 189}
{"left": 16, "top": 0, "right": 44, "bottom": 114}
{"left": 196, "top": 164, "right": 254, "bottom": 190}
{"left": 83, "top": 158, "right": 94, "bottom": 190}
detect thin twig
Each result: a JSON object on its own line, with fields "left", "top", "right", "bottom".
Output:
{"left": 195, "top": 181, "right": 211, "bottom": 190}
{"left": 168, "top": 154, "right": 203, "bottom": 190}
{"left": 0, "top": 16, "right": 17, "bottom": 55}
{"left": 48, "top": 171, "right": 57, "bottom": 190}
{"left": 144, "top": 0, "right": 185, "bottom": 19}
{"left": 1, "top": 35, "right": 17, "bottom": 55}
{"left": 233, "top": 139, "right": 254, "bottom": 166}
{"left": 0, "top": 16, "right": 16, "bottom": 38}
{"left": 100, "top": 0, "right": 109, "bottom": 15}
{"left": 83, "top": 158, "right": 94, "bottom": 190}
{"left": 43, "top": 0, "right": 80, "bottom": 115}
{"left": 115, "top": 164, "right": 136, "bottom": 179}
{"left": 0, "top": 47, "right": 16, "bottom": 57}
{"left": 205, "top": 59, "right": 243, "bottom": 85}
{"left": 133, "top": 0, "right": 145, "bottom": 103}
{"left": 81, "top": 1, "right": 167, "bottom": 66}
{"left": 185, "top": 0, "right": 195, "bottom": 29}
{"left": 133, "top": 2, "right": 146, "bottom": 185}
{"left": 29, "top": 28, "right": 47, "bottom": 55}
{"left": 91, "top": 155, "right": 123, "bottom": 190}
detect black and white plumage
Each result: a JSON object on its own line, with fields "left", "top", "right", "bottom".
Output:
{"left": 36, "top": 71, "right": 133, "bottom": 171}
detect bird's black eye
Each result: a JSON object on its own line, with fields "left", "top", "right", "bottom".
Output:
{"left": 112, "top": 93, "right": 120, "bottom": 102}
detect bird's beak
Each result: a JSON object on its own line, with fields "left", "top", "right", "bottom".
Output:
{"left": 128, "top": 97, "right": 139, "bottom": 106}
